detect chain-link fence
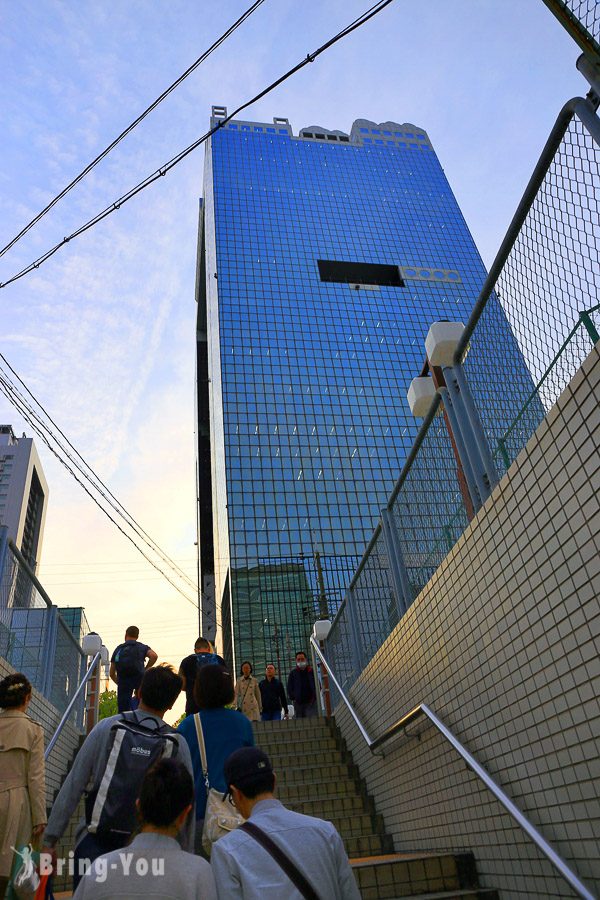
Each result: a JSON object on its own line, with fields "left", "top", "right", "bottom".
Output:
{"left": 325, "top": 89, "right": 600, "bottom": 703}
{"left": 0, "top": 528, "right": 86, "bottom": 723}
{"left": 465, "top": 115, "right": 600, "bottom": 473}
{"left": 543, "top": 0, "right": 600, "bottom": 57}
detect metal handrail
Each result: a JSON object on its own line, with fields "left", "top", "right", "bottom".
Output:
{"left": 44, "top": 651, "right": 101, "bottom": 760}
{"left": 311, "top": 637, "right": 594, "bottom": 900}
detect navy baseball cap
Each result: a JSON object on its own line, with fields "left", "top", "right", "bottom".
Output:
{"left": 222, "top": 747, "right": 274, "bottom": 799}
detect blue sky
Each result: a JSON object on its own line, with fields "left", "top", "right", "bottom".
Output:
{"left": 0, "top": 0, "right": 585, "bottom": 713}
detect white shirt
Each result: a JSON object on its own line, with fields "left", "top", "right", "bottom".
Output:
{"left": 211, "top": 798, "right": 361, "bottom": 900}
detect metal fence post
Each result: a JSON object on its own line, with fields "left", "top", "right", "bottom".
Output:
{"left": 42, "top": 605, "right": 59, "bottom": 700}
{"left": 345, "top": 587, "right": 365, "bottom": 681}
{"left": 0, "top": 525, "right": 9, "bottom": 584}
{"left": 380, "top": 509, "right": 412, "bottom": 618}
{"left": 445, "top": 364, "right": 499, "bottom": 501}
{"left": 437, "top": 385, "right": 482, "bottom": 511}
{"left": 580, "top": 309, "right": 600, "bottom": 344}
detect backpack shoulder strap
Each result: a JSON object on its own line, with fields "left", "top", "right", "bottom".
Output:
{"left": 88, "top": 720, "right": 129, "bottom": 833}
{"left": 239, "top": 822, "right": 320, "bottom": 900}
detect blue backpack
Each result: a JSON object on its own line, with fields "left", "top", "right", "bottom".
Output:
{"left": 196, "top": 652, "right": 223, "bottom": 671}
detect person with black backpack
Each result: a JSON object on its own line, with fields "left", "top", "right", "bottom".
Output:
{"left": 110, "top": 625, "right": 158, "bottom": 713}
{"left": 43, "top": 665, "right": 194, "bottom": 893}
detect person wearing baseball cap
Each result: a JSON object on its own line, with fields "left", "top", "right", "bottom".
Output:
{"left": 211, "top": 747, "right": 360, "bottom": 899}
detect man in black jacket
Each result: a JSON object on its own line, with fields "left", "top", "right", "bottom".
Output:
{"left": 258, "top": 664, "right": 288, "bottom": 721}
{"left": 286, "top": 651, "right": 317, "bottom": 718}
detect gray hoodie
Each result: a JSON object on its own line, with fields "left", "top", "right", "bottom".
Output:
{"left": 45, "top": 709, "right": 194, "bottom": 852}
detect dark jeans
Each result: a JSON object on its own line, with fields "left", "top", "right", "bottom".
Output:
{"left": 73, "top": 831, "right": 128, "bottom": 889}
{"left": 117, "top": 675, "right": 142, "bottom": 713}
{"left": 261, "top": 710, "right": 282, "bottom": 721}
{"left": 293, "top": 701, "right": 317, "bottom": 718}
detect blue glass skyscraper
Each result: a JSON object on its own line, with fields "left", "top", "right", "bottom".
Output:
{"left": 196, "top": 108, "right": 530, "bottom": 671}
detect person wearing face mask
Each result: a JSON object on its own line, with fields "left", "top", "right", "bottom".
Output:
{"left": 286, "top": 652, "right": 317, "bottom": 719}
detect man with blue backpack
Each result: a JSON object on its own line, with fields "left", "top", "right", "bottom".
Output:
{"left": 178, "top": 636, "right": 225, "bottom": 716}
{"left": 110, "top": 624, "right": 158, "bottom": 713}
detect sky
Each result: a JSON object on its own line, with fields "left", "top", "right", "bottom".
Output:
{"left": 0, "top": 0, "right": 585, "bottom": 722}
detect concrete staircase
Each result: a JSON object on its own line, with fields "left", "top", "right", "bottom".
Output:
{"left": 254, "top": 717, "right": 499, "bottom": 900}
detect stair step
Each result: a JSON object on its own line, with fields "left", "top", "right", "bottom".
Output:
{"left": 267, "top": 749, "right": 343, "bottom": 765}
{"left": 345, "top": 832, "right": 395, "bottom": 857}
{"left": 384, "top": 893, "right": 499, "bottom": 900}
{"left": 253, "top": 722, "right": 331, "bottom": 738}
{"left": 285, "top": 794, "right": 371, "bottom": 817}
{"left": 350, "top": 851, "right": 482, "bottom": 899}
{"left": 270, "top": 755, "right": 349, "bottom": 773}
{"left": 275, "top": 762, "right": 357, "bottom": 784}
{"left": 277, "top": 780, "right": 362, "bottom": 800}
{"left": 257, "top": 736, "right": 339, "bottom": 753}
{"left": 306, "top": 810, "right": 383, "bottom": 839}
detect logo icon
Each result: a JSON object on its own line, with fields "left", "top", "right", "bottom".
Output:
{"left": 131, "top": 746, "right": 151, "bottom": 756}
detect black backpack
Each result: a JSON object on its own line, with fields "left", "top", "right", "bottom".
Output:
{"left": 85, "top": 713, "right": 179, "bottom": 837}
{"left": 113, "top": 642, "right": 144, "bottom": 678}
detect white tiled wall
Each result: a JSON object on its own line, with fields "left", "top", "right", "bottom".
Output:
{"left": 334, "top": 343, "right": 600, "bottom": 899}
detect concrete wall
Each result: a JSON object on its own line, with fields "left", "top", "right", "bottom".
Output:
{"left": 0, "top": 655, "right": 81, "bottom": 811}
{"left": 333, "top": 343, "right": 599, "bottom": 899}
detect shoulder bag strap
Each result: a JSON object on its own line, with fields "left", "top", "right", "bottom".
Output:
{"left": 193, "top": 713, "right": 210, "bottom": 792}
{"left": 241, "top": 679, "right": 252, "bottom": 706}
{"left": 239, "top": 821, "right": 320, "bottom": 900}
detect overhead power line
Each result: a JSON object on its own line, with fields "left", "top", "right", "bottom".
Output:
{"left": 0, "top": 0, "right": 395, "bottom": 290}
{"left": 0, "top": 357, "right": 200, "bottom": 609}
{"left": 0, "top": 352, "right": 198, "bottom": 594}
{"left": 0, "top": 0, "right": 266, "bottom": 261}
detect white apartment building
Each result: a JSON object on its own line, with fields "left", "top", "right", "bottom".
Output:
{"left": 0, "top": 425, "right": 48, "bottom": 570}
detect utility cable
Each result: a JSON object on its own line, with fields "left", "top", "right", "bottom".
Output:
{"left": 0, "top": 350, "right": 198, "bottom": 592}
{"left": 0, "top": 0, "right": 395, "bottom": 289}
{"left": 0, "top": 363, "right": 199, "bottom": 599}
{"left": 0, "top": 0, "right": 266, "bottom": 260}
{"left": 0, "top": 371, "right": 198, "bottom": 606}
{"left": 0, "top": 365, "right": 201, "bottom": 607}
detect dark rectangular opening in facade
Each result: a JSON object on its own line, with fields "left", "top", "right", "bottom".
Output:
{"left": 317, "top": 259, "right": 404, "bottom": 287}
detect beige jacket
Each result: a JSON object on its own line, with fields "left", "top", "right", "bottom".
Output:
{"left": 234, "top": 676, "right": 262, "bottom": 721}
{"left": 0, "top": 710, "right": 46, "bottom": 877}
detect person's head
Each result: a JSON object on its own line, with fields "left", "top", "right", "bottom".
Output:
{"left": 138, "top": 664, "right": 182, "bottom": 714}
{"left": 193, "top": 664, "right": 234, "bottom": 710}
{"left": 295, "top": 652, "right": 308, "bottom": 669}
{"left": 223, "top": 748, "right": 276, "bottom": 819}
{"left": 125, "top": 625, "right": 140, "bottom": 640}
{"left": 265, "top": 663, "right": 276, "bottom": 680}
{"left": 0, "top": 673, "right": 32, "bottom": 709}
{"left": 194, "top": 636, "right": 213, "bottom": 653}
{"left": 137, "top": 758, "right": 193, "bottom": 834}
{"left": 241, "top": 661, "right": 252, "bottom": 677}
